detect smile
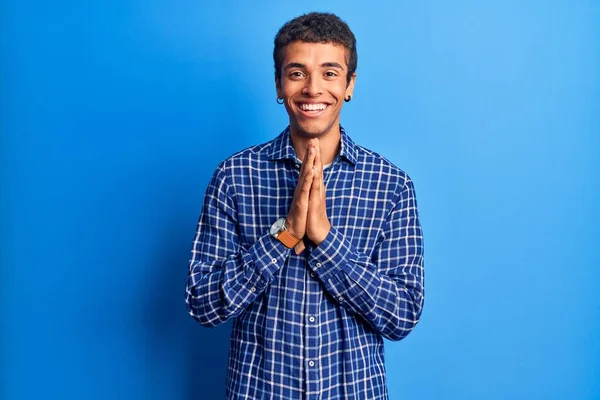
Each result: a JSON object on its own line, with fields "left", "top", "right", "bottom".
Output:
{"left": 296, "top": 102, "right": 329, "bottom": 117}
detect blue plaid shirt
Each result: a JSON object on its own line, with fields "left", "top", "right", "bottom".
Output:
{"left": 186, "top": 127, "right": 424, "bottom": 400}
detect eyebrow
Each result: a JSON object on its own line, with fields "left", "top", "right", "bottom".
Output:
{"left": 283, "top": 62, "right": 345, "bottom": 71}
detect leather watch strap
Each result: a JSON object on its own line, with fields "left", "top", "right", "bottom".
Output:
{"left": 276, "top": 229, "right": 301, "bottom": 248}
{"left": 293, "top": 240, "right": 306, "bottom": 255}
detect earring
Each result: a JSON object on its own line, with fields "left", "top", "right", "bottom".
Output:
{"left": 344, "top": 95, "right": 352, "bottom": 102}
{"left": 276, "top": 97, "right": 284, "bottom": 104}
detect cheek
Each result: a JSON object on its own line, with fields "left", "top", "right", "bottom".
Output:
{"left": 332, "top": 82, "right": 349, "bottom": 97}
{"left": 280, "top": 79, "right": 300, "bottom": 93}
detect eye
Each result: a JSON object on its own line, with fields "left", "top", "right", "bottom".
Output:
{"left": 289, "top": 71, "right": 305, "bottom": 79}
{"left": 324, "top": 71, "right": 338, "bottom": 79}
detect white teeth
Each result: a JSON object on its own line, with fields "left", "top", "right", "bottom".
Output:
{"left": 300, "top": 103, "right": 327, "bottom": 111}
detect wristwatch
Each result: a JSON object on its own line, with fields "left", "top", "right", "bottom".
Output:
{"left": 270, "top": 218, "right": 301, "bottom": 248}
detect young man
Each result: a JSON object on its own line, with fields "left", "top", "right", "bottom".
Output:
{"left": 185, "top": 12, "right": 424, "bottom": 400}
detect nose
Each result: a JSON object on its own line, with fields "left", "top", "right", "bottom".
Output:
{"left": 301, "top": 75, "right": 322, "bottom": 97}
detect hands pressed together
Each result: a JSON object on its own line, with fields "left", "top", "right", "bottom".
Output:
{"left": 286, "top": 139, "right": 331, "bottom": 253}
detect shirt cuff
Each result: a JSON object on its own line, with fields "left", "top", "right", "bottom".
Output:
{"left": 307, "top": 227, "right": 354, "bottom": 278}
{"left": 244, "top": 232, "right": 292, "bottom": 285}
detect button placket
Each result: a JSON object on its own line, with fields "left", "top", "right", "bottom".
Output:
{"left": 304, "top": 259, "right": 320, "bottom": 394}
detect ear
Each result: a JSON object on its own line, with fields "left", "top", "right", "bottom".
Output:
{"left": 275, "top": 75, "right": 283, "bottom": 99}
{"left": 345, "top": 73, "right": 356, "bottom": 99}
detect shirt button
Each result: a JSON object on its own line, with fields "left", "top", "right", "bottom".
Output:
{"left": 310, "top": 272, "right": 316, "bottom": 278}
{"left": 316, "top": 262, "right": 322, "bottom": 268}
{"left": 271, "top": 258, "right": 277, "bottom": 264}
{"left": 295, "top": 163, "right": 300, "bottom": 169}
{"left": 308, "top": 316, "right": 316, "bottom": 323}
{"left": 250, "top": 287, "right": 256, "bottom": 293}
{"left": 308, "top": 360, "right": 315, "bottom": 367}
{"left": 338, "top": 296, "right": 344, "bottom": 302}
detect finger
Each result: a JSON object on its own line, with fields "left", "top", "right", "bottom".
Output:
{"left": 296, "top": 144, "right": 314, "bottom": 185}
{"left": 317, "top": 147, "right": 326, "bottom": 200}
{"left": 301, "top": 162, "right": 314, "bottom": 197}
{"left": 312, "top": 140, "right": 326, "bottom": 199}
{"left": 298, "top": 141, "right": 315, "bottom": 176}
{"left": 311, "top": 146, "right": 323, "bottom": 197}
{"left": 315, "top": 144, "right": 323, "bottom": 178}
{"left": 305, "top": 144, "right": 316, "bottom": 173}
{"left": 299, "top": 147, "right": 315, "bottom": 197}
{"left": 298, "top": 145, "right": 309, "bottom": 177}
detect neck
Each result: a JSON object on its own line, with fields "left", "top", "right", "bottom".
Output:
{"left": 289, "top": 125, "right": 341, "bottom": 165}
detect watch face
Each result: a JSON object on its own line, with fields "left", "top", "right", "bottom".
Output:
{"left": 270, "top": 218, "right": 286, "bottom": 236}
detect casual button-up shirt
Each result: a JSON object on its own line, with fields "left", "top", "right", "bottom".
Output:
{"left": 185, "top": 126, "right": 425, "bottom": 400}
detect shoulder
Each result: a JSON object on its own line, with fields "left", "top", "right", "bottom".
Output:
{"left": 204, "top": 141, "right": 272, "bottom": 198}
{"left": 213, "top": 137, "right": 276, "bottom": 175}
{"left": 353, "top": 143, "right": 413, "bottom": 191}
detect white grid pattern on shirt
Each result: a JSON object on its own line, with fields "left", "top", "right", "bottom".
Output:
{"left": 186, "top": 127, "right": 424, "bottom": 400}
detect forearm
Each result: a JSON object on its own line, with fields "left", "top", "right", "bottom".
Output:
{"left": 186, "top": 233, "right": 291, "bottom": 327}
{"left": 308, "top": 227, "right": 424, "bottom": 341}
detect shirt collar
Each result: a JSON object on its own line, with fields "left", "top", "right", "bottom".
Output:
{"left": 268, "top": 125, "right": 358, "bottom": 166}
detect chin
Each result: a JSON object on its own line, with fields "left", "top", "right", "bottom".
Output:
{"left": 295, "top": 121, "right": 334, "bottom": 137}
{"left": 299, "top": 127, "right": 325, "bottom": 136}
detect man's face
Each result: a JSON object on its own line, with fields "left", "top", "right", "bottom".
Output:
{"left": 276, "top": 41, "right": 356, "bottom": 139}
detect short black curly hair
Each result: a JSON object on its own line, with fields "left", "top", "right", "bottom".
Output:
{"left": 273, "top": 12, "right": 357, "bottom": 86}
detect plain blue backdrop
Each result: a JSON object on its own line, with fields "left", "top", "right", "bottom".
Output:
{"left": 1, "top": 1, "right": 599, "bottom": 399}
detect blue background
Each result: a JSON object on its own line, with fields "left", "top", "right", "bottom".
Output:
{"left": 1, "top": 1, "right": 598, "bottom": 399}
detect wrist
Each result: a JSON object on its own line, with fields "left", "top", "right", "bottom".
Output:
{"left": 310, "top": 223, "right": 331, "bottom": 246}
{"left": 285, "top": 217, "right": 302, "bottom": 239}
{"left": 271, "top": 218, "right": 301, "bottom": 249}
